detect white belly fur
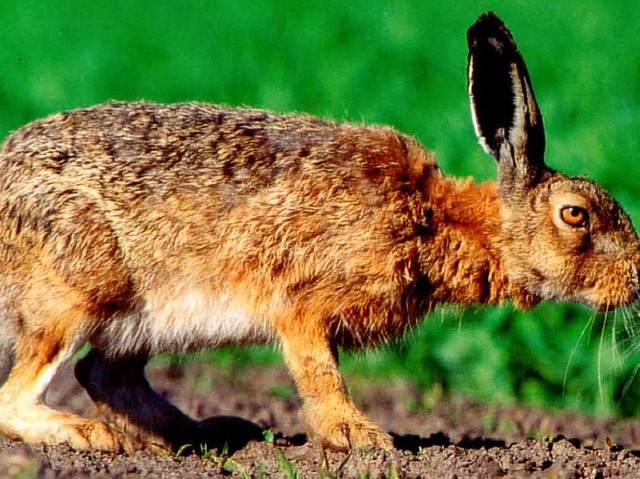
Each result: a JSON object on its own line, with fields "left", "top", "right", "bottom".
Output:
{"left": 102, "top": 288, "right": 276, "bottom": 356}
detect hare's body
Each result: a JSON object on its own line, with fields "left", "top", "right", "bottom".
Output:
{"left": 0, "top": 102, "right": 511, "bottom": 355}
{"left": 0, "top": 102, "right": 512, "bottom": 450}
{"left": 0, "top": 13, "right": 639, "bottom": 452}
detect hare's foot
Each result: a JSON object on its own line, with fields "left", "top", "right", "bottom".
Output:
{"left": 0, "top": 403, "right": 123, "bottom": 451}
{"left": 302, "top": 399, "right": 392, "bottom": 450}
{"left": 75, "top": 348, "right": 197, "bottom": 452}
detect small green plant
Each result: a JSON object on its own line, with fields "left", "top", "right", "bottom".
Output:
{"left": 497, "top": 417, "right": 517, "bottom": 436}
{"left": 421, "top": 383, "right": 445, "bottom": 413}
{"left": 254, "top": 463, "right": 268, "bottom": 479}
{"left": 175, "top": 443, "right": 193, "bottom": 457}
{"left": 273, "top": 448, "right": 299, "bottom": 479}
{"left": 263, "top": 428, "right": 299, "bottom": 479}
{"left": 11, "top": 459, "right": 41, "bottom": 479}
{"left": 386, "top": 464, "right": 400, "bottom": 479}
{"left": 262, "top": 428, "right": 275, "bottom": 444}
{"left": 480, "top": 405, "right": 499, "bottom": 434}
{"left": 195, "top": 442, "right": 250, "bottom": 479}
{"left": 198, "top": 442, "right": 219, "bottom": 464}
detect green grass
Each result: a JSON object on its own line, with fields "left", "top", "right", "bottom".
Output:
{"left": 3, "top": 1, "right": 640, "bottom": 416}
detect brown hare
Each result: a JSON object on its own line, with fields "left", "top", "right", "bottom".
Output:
{"left": 0, "top": 11, "right": 638, "bottom": 452}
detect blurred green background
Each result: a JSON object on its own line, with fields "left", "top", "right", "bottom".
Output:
{"left": 2, "top": 1, "right": 640, "bottom": 417}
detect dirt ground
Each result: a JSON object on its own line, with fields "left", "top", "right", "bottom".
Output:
{"left": 2, "top": 360, "right": 640, "bottom": 478}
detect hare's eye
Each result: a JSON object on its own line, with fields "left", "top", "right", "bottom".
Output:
{"left": 560, "top": 206, "right": 589, "bottom": 228}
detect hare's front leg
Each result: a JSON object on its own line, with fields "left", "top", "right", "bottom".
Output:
{"left": 278, "top": 317, "right": 392, "bottom": 450}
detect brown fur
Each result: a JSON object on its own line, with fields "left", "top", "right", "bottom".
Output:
{"left": 0, "top": 13, "right": 638, "bottom": 452}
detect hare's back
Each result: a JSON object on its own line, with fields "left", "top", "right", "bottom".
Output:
{"left": 0, "top": 102, "right": 433, "bottom": 196}
{"left": 0, "top": 102, "right": 438, "bottom": 244}
{"left": 0, "top": 102, "right": 439, "bottom": 245}
{"left": 1, "top": 102, "right": 325, "bottom": 195}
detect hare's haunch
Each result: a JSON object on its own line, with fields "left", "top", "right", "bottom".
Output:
{"left": 0, "top": 12, "right": 637, "bottom": 452}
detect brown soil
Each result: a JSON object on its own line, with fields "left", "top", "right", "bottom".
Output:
{"left": 2, "top": 360, "right": 640, "bottom": 478}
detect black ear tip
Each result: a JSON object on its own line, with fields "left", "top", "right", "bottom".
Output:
{"left": 475, "top": 11, "right": 505, "bottom": 26}
{"left": 467, "top": 11, "right": 514, "bottom": 52}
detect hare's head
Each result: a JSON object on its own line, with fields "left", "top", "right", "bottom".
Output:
{"left": 468, "top": 12, "right": 640, "bottom": 310}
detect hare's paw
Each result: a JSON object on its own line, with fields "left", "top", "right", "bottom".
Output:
{"left": 302, "top": 401, "right": 393, "bottom": 450}
{"left": 0, "top": 405, "right": 126, "bottom": 452}
{"left": 52, "top": 417, "right": 125, "bottom": 452}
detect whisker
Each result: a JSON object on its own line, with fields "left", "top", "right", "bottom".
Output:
{"left": 620, "top": 303, "right": 637, "bottom": 339}
{"left": 611, "top": 308, "right": 623, "bottom": 370}
{"left": 621, "top": 363, "right": 640, "bottom": 400}
{"left": 596, "top": 301, "right": 640, "bottom": 405}
{"left": 564, "top": 310, "right": 598, "bottom": 394}
{"left": 615, "top": 303, "right": 640, "bottom": 401}
{"left": 454, "top": 305, "right": 463, "bottom": 331}
{"left": 615, "top": 306, "right": 640, "bottom": 364}
{"left": 597, "top": 308, "right": 609, "bottom": 404}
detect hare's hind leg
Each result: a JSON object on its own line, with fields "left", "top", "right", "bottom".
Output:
{"left": 277, "top": 311, "right": 393, "bottom": 450}
{"left": 0, "top": 188, "right": 137, "bottom": 450}
{"left": 0, "top": 282, "right": 121, "bottom": 451}
{"left": 75, "top": 348, "right": 199, "bottom": 452}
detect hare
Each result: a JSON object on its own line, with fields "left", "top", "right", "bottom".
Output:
{"left": 0, "top": 11, "right": 637, "bottom": 453}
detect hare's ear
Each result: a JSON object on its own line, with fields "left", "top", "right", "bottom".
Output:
{"left": 467, "top": 12, "right": 546, "bottom": 191}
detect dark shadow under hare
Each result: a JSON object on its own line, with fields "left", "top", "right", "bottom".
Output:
{"left": 0, "top": 12, "right": 638, "bottom": 452}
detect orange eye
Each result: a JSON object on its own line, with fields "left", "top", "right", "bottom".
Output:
{"left": 560, "top": 206, "right": 589, "bottom": 228}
